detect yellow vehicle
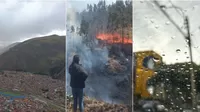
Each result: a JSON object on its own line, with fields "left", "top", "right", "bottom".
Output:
{"left": 133, "top": 50, "right": 162, "bottom": 99}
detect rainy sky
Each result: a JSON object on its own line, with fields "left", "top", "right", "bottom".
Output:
{"left": 0, "top": 0, "right": 65, "bottom": 48}
{"left": 134, "top": 1, "right": 200, "bottom": 64}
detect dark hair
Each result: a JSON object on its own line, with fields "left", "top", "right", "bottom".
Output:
{"left": 73, "top": 55, "right": 80, "bottom": 64}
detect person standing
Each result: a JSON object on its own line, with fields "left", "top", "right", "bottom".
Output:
{"left": 69, "top": 55, "right": 88, "bottom": 112}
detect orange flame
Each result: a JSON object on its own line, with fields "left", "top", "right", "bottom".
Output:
{"left": 96, "top": 33, "right": 132, "bottom": 44}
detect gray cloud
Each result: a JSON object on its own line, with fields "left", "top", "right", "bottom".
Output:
{"left": 134, "top": 1, "right": 200, "bottom": 64}
{"left": 0, "top": 0, "right": 65, "bottom": 46}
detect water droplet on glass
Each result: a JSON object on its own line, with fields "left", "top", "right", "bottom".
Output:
{"left": 184, "top": 52, "right": 187, "bottom": 54}
{"left": 165, "top": 21, "right": 170, "bottom": 25}
{"left": 186, "top": 39, "right": 189, "bottom": 43}
{"left": 150, "top": 19, "right": 154, "bottom": 23}
{"left": 176, "top": 49, "right": 181, "bottom": 53}
{"left": 171, "top": 36, "right": 175, "bottom": 39}
{"left": 155, "top": 25, "right": 159, "bottom": 29}
{"left": 192, "top": 6, "right": 196, "bottom": 10}
{"left": 162, "top": 54, "right": 165, "bottom": 56}
{"left": 160, "top": 5, "right": 166, "bottom": 10}
{"left": 153, "top": 58, "right": 159, "bottom": 62}
{"left": 140, "top": 1, "right": 143, "bottom": 3}
{"left": 181, "top": 96, "right": 184, "bottom": 99}
{"left": 183, "top": 9, "right": 187, "bottom": 13}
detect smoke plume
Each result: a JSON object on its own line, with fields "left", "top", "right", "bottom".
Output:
{"left": 66, "top": 6, "right": 118, "bottom": 103}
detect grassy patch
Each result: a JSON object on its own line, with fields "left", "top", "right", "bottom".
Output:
{"left": 0, "top": 88, "right": 23, "bottom": 96}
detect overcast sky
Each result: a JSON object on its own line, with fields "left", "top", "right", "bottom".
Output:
{"left": 0, "top": 0, "right": 65, "bottom": 48}
{"left": 134, "top": 1, "right": 200, "bottom": 64}
{"left": 67, "top": 0, "right": 117, "bottom": 13}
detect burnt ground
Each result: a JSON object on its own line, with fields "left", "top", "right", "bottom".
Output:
{"left": 104, "top": 43, "right": 132, "bottom": 104}
{"left": 66, "top": 46, "right": 132, "bottom": 112}
{"left": 66, "top": 96, "right": 131, "bottom": 112}
{"left": 0, "top": 71, "right": 65, "bottom": 112}
{"left": 66, "top": 39, "right": 132, "bottom": 111}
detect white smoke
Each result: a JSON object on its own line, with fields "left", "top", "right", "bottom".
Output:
{"left": 66, "top": 5, "right": 121, "bottom": 104}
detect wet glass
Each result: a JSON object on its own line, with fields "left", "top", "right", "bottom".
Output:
{"left": 134, "top": 0, "right": 200, "bottom": 111}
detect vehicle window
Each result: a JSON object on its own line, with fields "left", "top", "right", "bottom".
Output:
{"left": 143, "top": 56, "right": 155, "bottom": 70}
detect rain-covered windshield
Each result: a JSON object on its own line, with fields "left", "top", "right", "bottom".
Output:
{"left": 134, "top": 0, "right": 200, "bottom": 111}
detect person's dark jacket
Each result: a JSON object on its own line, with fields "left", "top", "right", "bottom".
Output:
{"left": 69, "top": 55, "right": 88, "bottom": 88}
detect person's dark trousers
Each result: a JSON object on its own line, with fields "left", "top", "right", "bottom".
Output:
{"left": 72, "top": 88, "right": 84, "bottom": 112}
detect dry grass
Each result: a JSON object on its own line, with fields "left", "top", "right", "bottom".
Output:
{"left": 66, "top": 96, "right": 130, "bottom": 112}
{"left": 107, "top": 58, "right": 127, "bottom": 73}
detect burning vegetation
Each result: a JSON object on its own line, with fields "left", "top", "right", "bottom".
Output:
{"left": 96, "top": 33, "right": 132, "bottom": 44}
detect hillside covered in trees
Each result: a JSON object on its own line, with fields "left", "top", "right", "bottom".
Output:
{"left": 70, "top": 0, "right": 132, "bottom": 47}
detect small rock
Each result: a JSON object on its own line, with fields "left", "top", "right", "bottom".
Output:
{"left": 41, "top": 88, "right": 49, "bottom": 93}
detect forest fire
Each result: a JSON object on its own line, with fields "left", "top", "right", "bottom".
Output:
{"left": 96, "top": 33, "right": 132, "bottom": 44}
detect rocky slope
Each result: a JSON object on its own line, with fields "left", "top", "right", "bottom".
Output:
{"left": 0, "top": 71, "right": 65, "bottom": 112}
